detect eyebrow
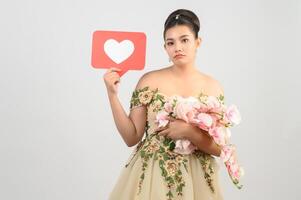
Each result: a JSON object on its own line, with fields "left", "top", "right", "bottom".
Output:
{"left": 165, "top": 34, "right": 190, "bottom": 41}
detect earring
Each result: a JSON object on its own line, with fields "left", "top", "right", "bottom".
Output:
{"left": 168, "top": 58, "right": 171, "bottom": 62}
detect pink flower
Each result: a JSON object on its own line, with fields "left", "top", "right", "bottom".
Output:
{"left": 155, "top": 110, "right": 169, "bottom": 128}
{"left": 225, "top": 105, "right": 241, "bottom": 125}
{"left": 155, "top": 95, "right": 244, "bottom": 188}
{"left": 220, "top": 144, "right": 235, "bottom": 162}
{"left": 221, "top": 144, "right": 244, "bottom": 181}
{"left": 164, "top": 101, "right": 173, "bottom": 113}
{"left": 227, "top": 160, "right": 244, "bottom": 180}
{"left": 195, "top": 113, "right": 213, "bottom": 131}
{"left": 173, "top": 97, "right": 198, "bottom": 123}
{"left": 187, "top": 97, "right": 202, "bottom": 110}
{"left": 207, "top": 96, "right": 221, "bottom": 110}
{"left": 208, "top": 126, "right": 227, "bottom": 146}
{"left": 174, "top": 139, "right": 197, "bottom": 155}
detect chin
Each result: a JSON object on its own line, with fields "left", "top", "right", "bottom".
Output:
{"left": 173, "top": 59, "right": 190, "bottom": 66}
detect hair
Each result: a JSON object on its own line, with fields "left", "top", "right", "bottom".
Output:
{"left": 163, "top": 9, "right": 200, "bottom": 40}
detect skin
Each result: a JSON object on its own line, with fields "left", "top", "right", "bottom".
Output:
{"left": 156, "top": 25, "right": 223, "bottom": 156}
{"left": 103, "top": 24, "right": 224, "bottom": 157}
{"left": 164, "top": 25, "right": 201, "bottom": 74}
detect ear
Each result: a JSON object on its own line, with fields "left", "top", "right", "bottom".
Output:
{"left": 196, "top": 37, "right": 202, "bottom": 48}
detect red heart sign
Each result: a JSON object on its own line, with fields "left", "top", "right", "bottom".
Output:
{"left": 91, "top": 30, "right": 147, "bottom": 77}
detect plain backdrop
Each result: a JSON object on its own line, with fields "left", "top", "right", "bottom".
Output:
{"left": 0, "top": 0, "right": 300, "bottom": 199}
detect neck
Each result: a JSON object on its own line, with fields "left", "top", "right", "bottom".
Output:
{"left": 170, "top": 62, "right": 199, "bottom": 77}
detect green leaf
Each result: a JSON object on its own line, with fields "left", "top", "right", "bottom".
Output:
{"left": 140, "top": 150, "right": 145, "bottom": 158}
{"left": 163, "top": 153, "right": 169, "bottom": 161}
{"left": 169, "top": 141, "right": 175, "bottom": 151}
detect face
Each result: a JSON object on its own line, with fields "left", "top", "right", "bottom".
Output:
{"left": 164, "top": 25, "right": 201, "bottom": 65}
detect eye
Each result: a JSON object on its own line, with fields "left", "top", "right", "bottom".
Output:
{"left": 182, "top": 38, "right": 189, "bottom": 43}
{"left": 166, "top": 42, "right": 174, "bottom": 46}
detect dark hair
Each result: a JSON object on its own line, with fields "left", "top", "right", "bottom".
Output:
{"left": 163, "top": 9, "right": 200, "bottom": 39}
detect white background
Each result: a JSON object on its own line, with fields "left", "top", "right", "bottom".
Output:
{"left": 0, "top": 0, "right": 300, "bottom": 199}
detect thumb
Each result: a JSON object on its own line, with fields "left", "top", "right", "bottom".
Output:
{"left": 167, "top": 116, "right": 175, "bottom": 121}
{"left": 111, "top": 67, "right": 122, "bottom": 71}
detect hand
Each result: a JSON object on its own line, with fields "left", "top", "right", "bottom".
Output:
{"left": 103, "top": 67, "right": 122, "bottom": 95}
{"left": 155, "top": 117, "right": 192, "bottom": 141}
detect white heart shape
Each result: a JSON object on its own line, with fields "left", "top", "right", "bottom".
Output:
{"left": 104, "top": 39, "right": 134, "bottom": 64}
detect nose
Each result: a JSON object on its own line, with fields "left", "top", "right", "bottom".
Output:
{"left": 174, "top": 41, "right": 183, "bottom": 52}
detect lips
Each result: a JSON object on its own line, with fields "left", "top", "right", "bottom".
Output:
{"left": 174, "top": 54, "right": 185, "bottom": 59}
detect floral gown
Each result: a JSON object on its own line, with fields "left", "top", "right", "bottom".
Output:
{"left": 108, "top": 86, "right": 224, "bottom": 200}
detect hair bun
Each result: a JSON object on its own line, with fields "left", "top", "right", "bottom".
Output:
{"left": 163, "top": 9, "right": 200, "bottom": 39}
{"left": 178, "top": 11, "right": 200, "bottom": 31}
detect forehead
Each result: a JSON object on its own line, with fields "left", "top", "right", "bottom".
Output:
{"left": 165, "top": 25, "right": 194, "bottom": 40}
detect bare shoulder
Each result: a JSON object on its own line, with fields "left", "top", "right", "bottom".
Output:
{"left": 201, "top": 73, "right": 225, "bottom": 97}
{"left": 134, "top": 67, "right": 169, "bottom": 90}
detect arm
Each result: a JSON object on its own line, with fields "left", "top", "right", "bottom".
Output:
{"left": 106, "top": 72, "right": 151, "bottom": 147}
{"left": 186, "top": 77, "right": 225, "bottom": 157}
{"left": 107, "top": 93, "right": 145, "bottom": 147}
{"left": 185, "top": 125, "right": 222, "bottom": 157}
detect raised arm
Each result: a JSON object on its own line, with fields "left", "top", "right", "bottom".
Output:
{"left": 103, "top": 68, "right": 152, "bottom": 147}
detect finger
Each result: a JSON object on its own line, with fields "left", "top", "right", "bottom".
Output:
{"left": 158, "top": 129, "right": 168, "bottom": 136}
{"left": 167, "top": 116, "right": 175, "bottom": 121}
{"left": 107, "top": 73, "right": 121, "bottom": 82}
{"left": 111, "top": 73, "right": 120, "bottom": 79}
{"left": 105, "top": 68, "right": 120, "bottom": 75}
{"left": 106, "top": 75, "right": 120, "bottom": 85}
{"left": 158, "top": 130, "right": 165, "bottom": 136}
{"left": 110, "top": 67, "right": 122, "bottom": 72}
{"left": 156, "top": 122, "right": 170, "bottom": 130}
{"left": 107, "top": 74, "right": 120, "bottom": 81}
{"left": 155, "top": 126, "right": 166, "bottom": 132}
{"left": 114, "top": 79, "right": 120, "bottom": 84}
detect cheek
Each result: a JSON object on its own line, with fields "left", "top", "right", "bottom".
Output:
{"left": 188, "top": 45, "right": 197, "bottom": 54}
{"left": 184, "top": 43, "right": 194, "bottom": 51}
{"left": 167, "top": 48, "right": 174, "bottom": 55}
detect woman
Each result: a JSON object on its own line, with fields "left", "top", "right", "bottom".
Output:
{"left": 104, "top": 9, "right": 224, "bottom": 200}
